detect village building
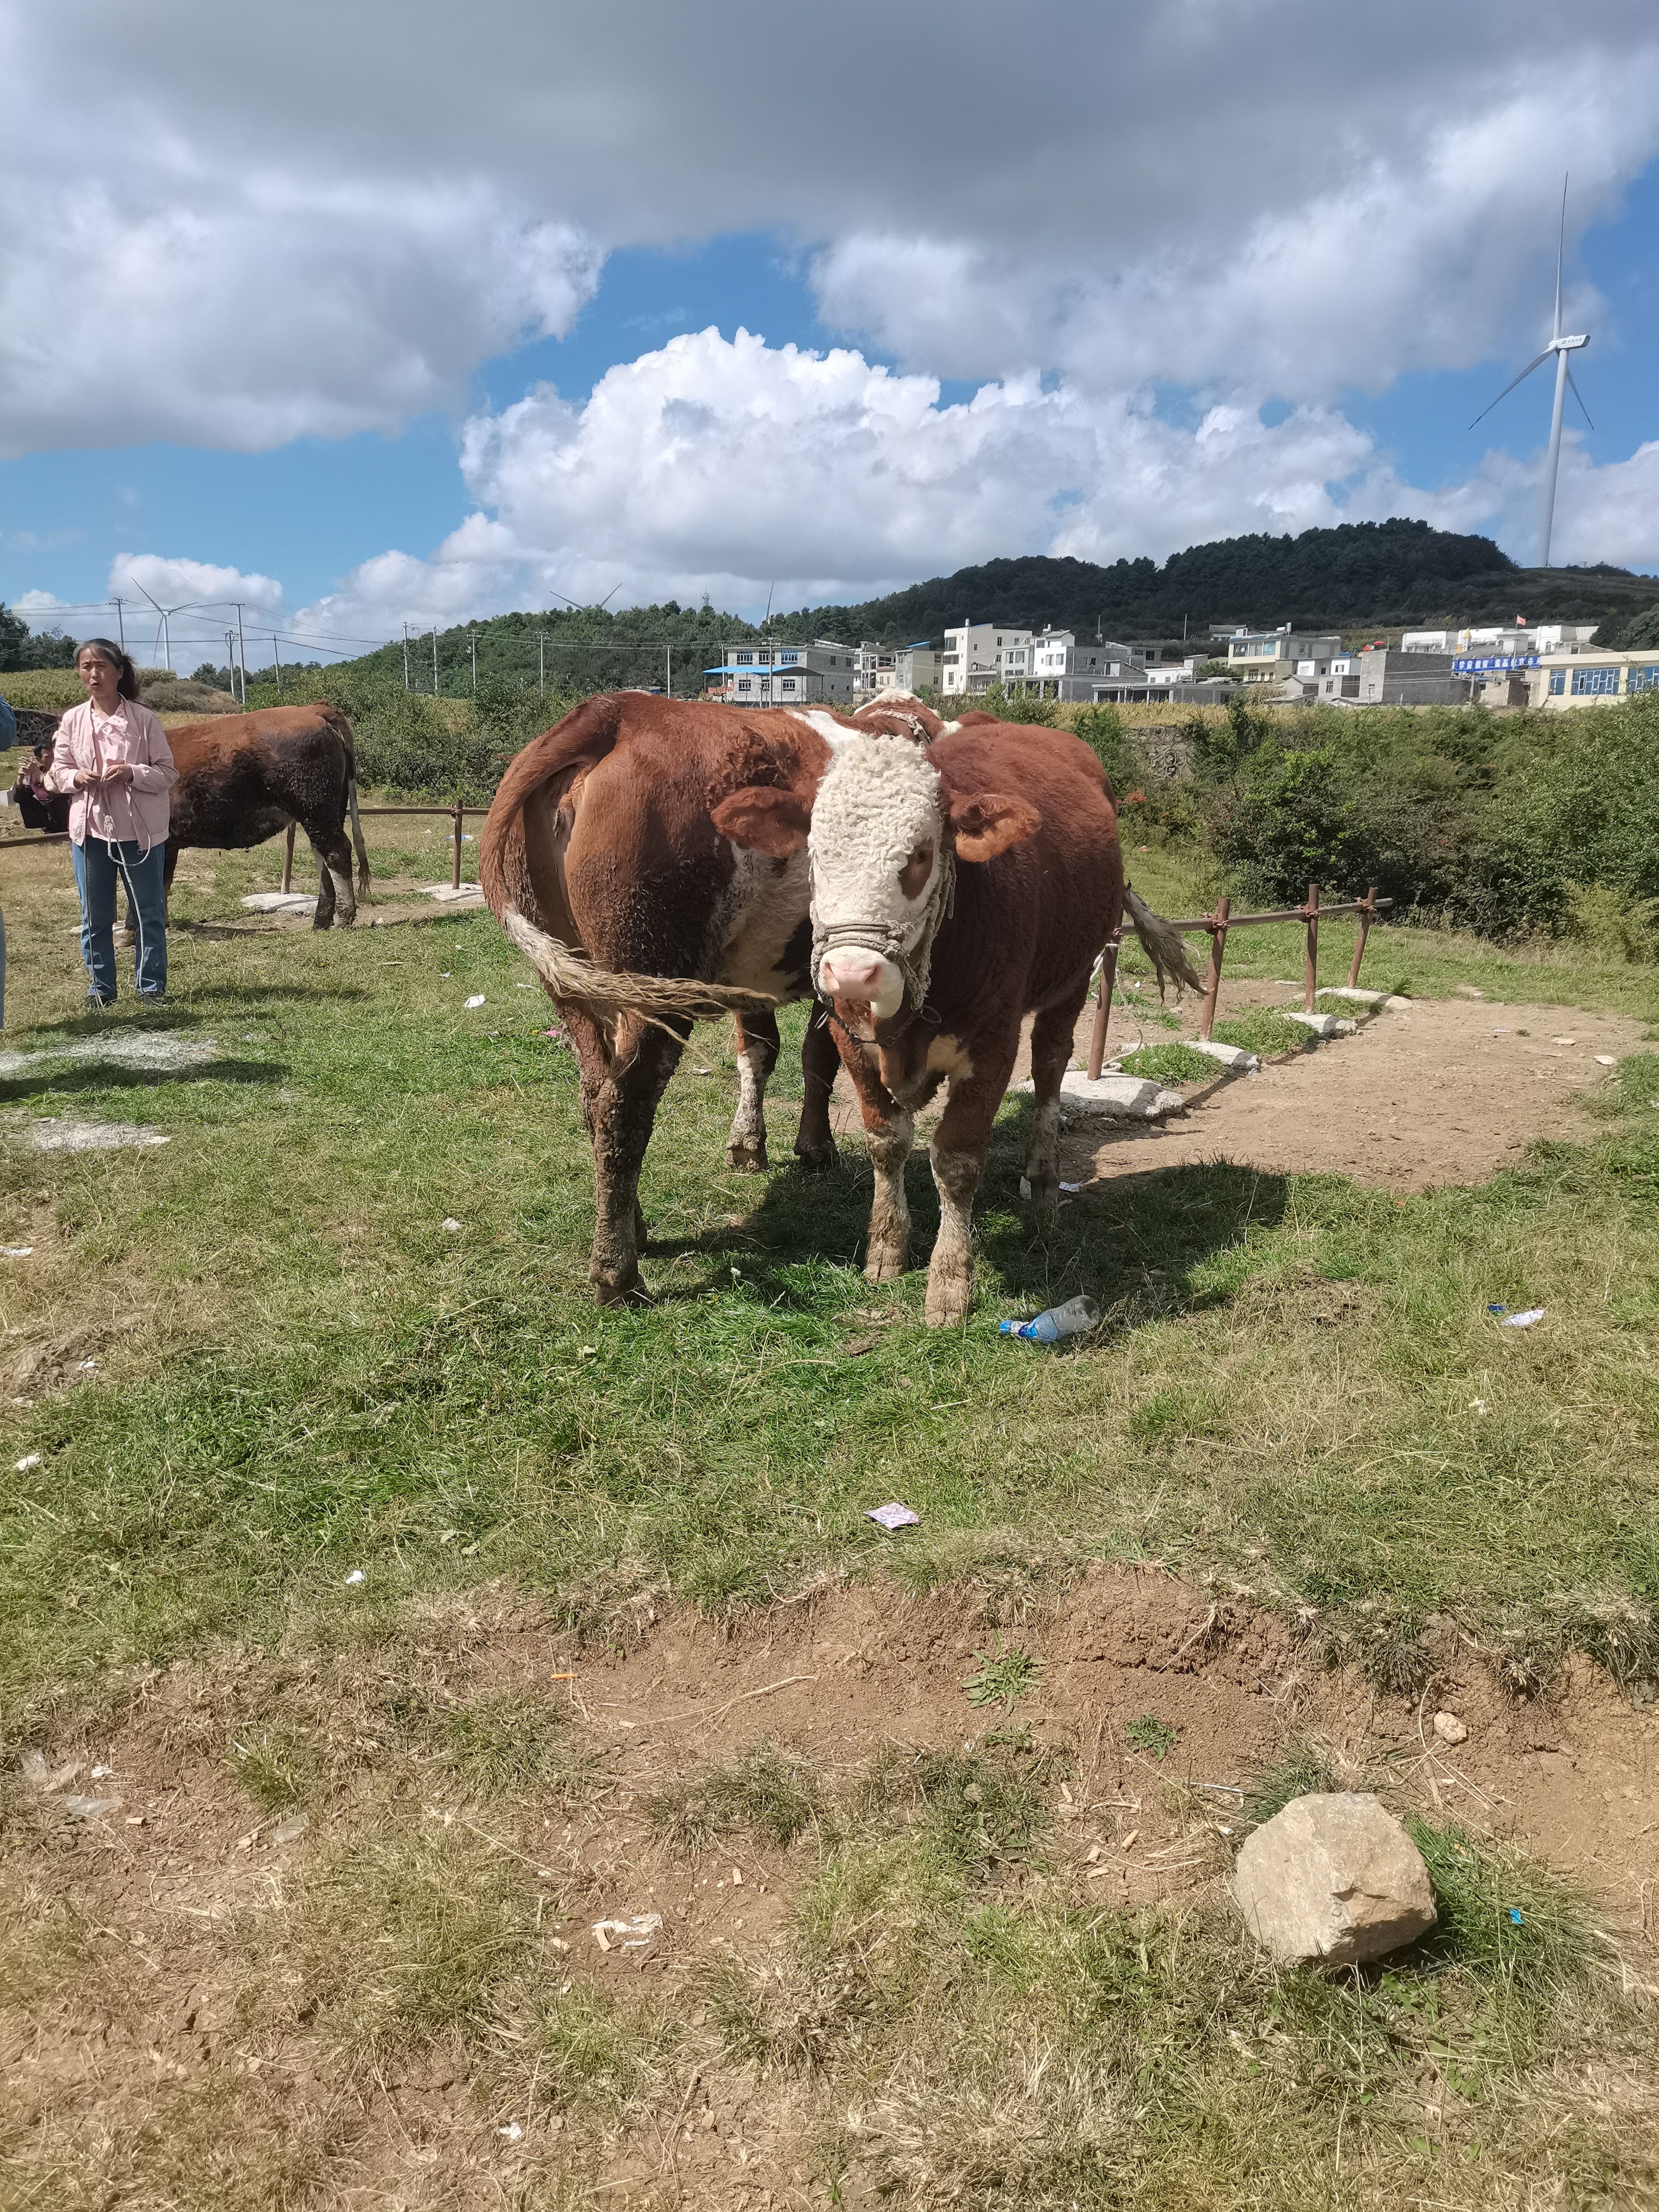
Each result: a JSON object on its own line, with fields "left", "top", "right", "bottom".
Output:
{"left": 703, "top": 639, "right": 858, "bottom": 705}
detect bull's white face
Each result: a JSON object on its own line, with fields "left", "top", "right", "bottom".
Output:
{"left": 807, "top": 734, "right": 945, "bottom": 1018}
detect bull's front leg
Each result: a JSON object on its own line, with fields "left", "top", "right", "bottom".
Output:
{"left": 792, "top": 1001, "right": 840, "bottom": 1168}
{"left": 925, "top": 1047, "right": 1018, "bottom": 1326}
{"left": 836, "top": 1032, "right": 912, "bottom": 1281}
{"left": 727, "top": 1010, "right": 779, "bottom": 1171}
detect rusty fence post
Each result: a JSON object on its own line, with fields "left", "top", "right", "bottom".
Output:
{"left": 1348, "top": 884, "right": 1378, "bottom": 988}
{"left": 1086, "top": 932, "right": 1121, "bottom": 1080}
{"left": 1198, "top": 895, "right": 1231, "bottom": 1040}
{"left": 1303, "top": 881, "right": 1320, "bottom": 1010}
{"left": 281, "top": 822, "right": 296, "bottom": 893}
{"left": 451, "top": 801, "right": 464, "bottom": 890}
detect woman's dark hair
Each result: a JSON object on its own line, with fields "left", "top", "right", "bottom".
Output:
{"left": 77, "top": 637, "right": 140, "bottom": 701}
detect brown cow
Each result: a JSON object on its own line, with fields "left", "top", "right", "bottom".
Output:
{"left": 480, "top": 690, "right": 951, "bottom": 1303}
{"left": 712, "top": 719, "right": 1200, "bottom": 1323}
{"left": 163, "top": 704, "right": 370, "bottom": 927}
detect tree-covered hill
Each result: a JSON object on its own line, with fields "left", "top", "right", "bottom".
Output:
{"left": 773, "top": 520, "right": 1656, "bottom": 644}
{"left": 308, "top": 523, "right": 1656, "bottom": 698}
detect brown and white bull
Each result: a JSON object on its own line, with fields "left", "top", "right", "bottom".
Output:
{"left": 480, "top": 689, "right": 950, "bottom": 1304}
{"left": 164, "top": 704, "right": 371, "bottom": 927}
{"left": 712, "top": 719, "right": 1199, "bottom": 1323}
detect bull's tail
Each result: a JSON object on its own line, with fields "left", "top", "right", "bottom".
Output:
{"left": 1124, "top": 884, "right": 1203, "bottom": 998}
{"left": 501, "top": 908, "right": 777, "bottom": 1024}
{"left": 347, "top": 775, "right": 370, "bottom": 900}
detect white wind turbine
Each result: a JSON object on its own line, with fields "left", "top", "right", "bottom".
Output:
{"left": 1468, "top": 176, "right": 1592, "bottom": 569}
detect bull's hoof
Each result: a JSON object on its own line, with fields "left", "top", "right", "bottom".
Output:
{"left": 924, "top": 1266, "right": 974, "bottom": 1327}
{"left": 1021, "top": 1170, "right": 1060, "bottom": 1217}
{"left": 592, "top": 1271, "right": 655, "bottom": 1308}
{"left": 793, "top": 1136, "right": 838, "bottom": 1170}
{"left": 864, "top": 1242, "right": 909, "bottom": 1284}
{"left": 726, "top": 1138, "right": 769, "bottom": 1173}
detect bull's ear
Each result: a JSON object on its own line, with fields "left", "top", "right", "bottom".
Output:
{"left": 711, "top": 785, "right": 812, "bottom": 857}
{"left": 945, "top": 789, "right": 1040, "bottom": 862}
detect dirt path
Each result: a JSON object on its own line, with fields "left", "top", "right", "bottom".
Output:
{"left": 1068, "top": 992, "right": 1643, "bottom": 1193}
{"left": 826, "top": 992, "right": 1644, "bottom": 1194}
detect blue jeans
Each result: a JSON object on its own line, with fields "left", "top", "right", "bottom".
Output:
{"left": 72, "top": 838, "right": 168, "bottom": 1002}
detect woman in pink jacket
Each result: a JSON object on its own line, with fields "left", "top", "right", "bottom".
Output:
{"left": 48, "top": 639, "right": 179, "bottom": 1005}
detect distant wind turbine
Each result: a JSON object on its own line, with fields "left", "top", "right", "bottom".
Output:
{"left": 1468, "top": 176, "right": 1592, "bottom": 570}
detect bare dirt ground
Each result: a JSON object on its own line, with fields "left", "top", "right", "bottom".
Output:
{"left": 8, "top": 1572, "right": 1658, "bottom": 2208}
{"left": 825, "top": 989, "right": 1645, "bottom": 1195}
{"left": 1069, "top": 989, "right": 1646, "bottom": 1195}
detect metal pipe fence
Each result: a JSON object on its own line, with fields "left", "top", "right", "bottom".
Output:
{"left": 1086, "top": 883, "right": 1393, "bottom": 1080}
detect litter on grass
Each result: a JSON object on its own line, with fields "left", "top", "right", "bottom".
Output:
{"left": 866, "top": 1501, "right": 921, "bottom": 1532}
{"left": 999, "top": 1294, "right": 1100, "bottom": 1344}
{"left": 0, "top": 1246, "right": 33, "bottom": 1257}
{"left": 344, "top": 1568, "right": 366, "bottom": 1587}
{"left": 464, "top": 994, "right": 486, "bottom": 1009}
{"left": 442, "top": 1217, "right": 463, "bottom": 1231}
{"left": 498, "top": 2122, "right": 524, "bottom": 2143}
{"left": 1501, "top": 1308, "right": 1545, "bottom": 1328}
{"left": 15, "top": 1454, "right": 40, "bottom": 1471}
{"left": 592, "top": 1912, "right": 662, "bottom": 1951}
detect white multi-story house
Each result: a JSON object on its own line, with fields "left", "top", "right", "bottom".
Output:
{"left": 1227, "top": 628, "right": 1344, "bottom": 683}
{"left": 856, "top": 642, "right": 942, "bottom": 696}
{"left": 940, "top": 623, "right": 1033, "bottom": 697}
{"left": 703, "top": 638, "right": 858, "bottom": 705}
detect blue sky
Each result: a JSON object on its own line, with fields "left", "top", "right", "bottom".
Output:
{"left": 4, "top": 0, "right": 1658, "bottom": 655}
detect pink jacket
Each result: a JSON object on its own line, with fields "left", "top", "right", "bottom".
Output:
{"left": 47, "top": 700, "right": 178, "bottom": 854}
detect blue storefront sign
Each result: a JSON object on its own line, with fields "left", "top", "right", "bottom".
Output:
{"left": 1452, "top": 654, "right": 1540, "bottom": 673}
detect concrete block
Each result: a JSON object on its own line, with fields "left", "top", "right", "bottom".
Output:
{"left": 1316, "top": 986, "right": 1388, "bottom": 1007}
{"left": 1187, "top": 1039, "right": 1259, "bottom": 1072}
{"left": 1051, "top": 1072, "right": 1185, "bottom": 1120}
{"left": 1232, "top": 1792, "right": 1436, "bottom": 1969}
{"left": 1282, "top": 1011, "right": 1343, "bottom": 1039}
{"left": 421, "top": 883, "right": 486, "bottom": 904}
{"left": 241, "top": 891, "right": 316, "bottom": 914}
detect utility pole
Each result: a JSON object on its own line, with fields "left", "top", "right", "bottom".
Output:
{"left": 113, "top": 598, "right": 125, "bottom": 651}
{"left": 665, "top": 642, "right": 672, "bottom": 697}
{"left": 432, "top": 629, "right": 439, "bottom": 695}
{"left": 469, "top": 629, "right": 478, "bottom": 694}
{"left": 538, "top": 631, "right": 545, "bottom": 699}
{"left": 402, "top": 622, "right": 410, "bottom": 691}
{"left": 235, "top": 602, "right": 247, "bottom": 704}
{"left": 226, "top": 629, "right": 236, "bottom": 693}
{"left": 272, "top": 632, "right": 283, "bottom": 695}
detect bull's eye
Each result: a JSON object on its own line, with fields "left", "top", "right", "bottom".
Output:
{"left": 898, "top": 841, "right": 934, "bottom": 900}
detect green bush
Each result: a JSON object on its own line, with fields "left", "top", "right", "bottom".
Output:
{"left": 1163, "top": 693, "right": 1659, "bottom": 943}
{"left": 240, "top": 671, "right": 563, "bottom": 803}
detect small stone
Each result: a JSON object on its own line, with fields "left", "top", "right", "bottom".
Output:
{"left": 1231, "top": 1792, "right": 1436, "bottom": 1969}
{"left": 1432, "top": 1712, "right": 1468, "bottom": 1746}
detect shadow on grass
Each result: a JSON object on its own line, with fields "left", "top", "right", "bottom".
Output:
{"left": 646, "top": 1092, "right": 1289, "bottom": 1332}
{"left": 0, "top": 1059, "right": 285, "bottom": 1103}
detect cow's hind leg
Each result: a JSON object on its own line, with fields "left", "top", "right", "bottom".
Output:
{"left": 305, "top": 819, "right": 357, "bottom": 928}
{"left": 925, "top": 1047, "right": 1019, "bottom": 1326}
{"left": 727, "top": 1010, "right": 779, "bottom": 1171}
{"left": 1022, "top": 984, "right": 1090, "bottom": 1215}
{"left": 793, "top": 1001, "right": 840, "bottom": 1167}
{"left": 579, "top": 1009, "right": 689, "bottom": 1304}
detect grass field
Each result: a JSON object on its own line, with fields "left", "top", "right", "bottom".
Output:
{"left": 3, "top": 814, "right": 1658, "bottom": 2206}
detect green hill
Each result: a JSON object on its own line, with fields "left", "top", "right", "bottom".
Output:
{"left": 773, "top": 521, "right": 1657, "bottom": 644}
{"left": 278, "top": 522, "right": 1656, "bottom": 700}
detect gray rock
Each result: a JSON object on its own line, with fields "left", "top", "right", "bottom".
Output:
{"left": 1231, "top": 1792, "right": 1436, "bottom": 1969}
{"left": 1187, "top": 1038, "right": 1259, "bottom": 1071}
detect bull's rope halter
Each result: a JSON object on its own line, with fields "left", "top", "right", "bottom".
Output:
{"left": 811, "top": 840, "right": 958, "bottom": 1039}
